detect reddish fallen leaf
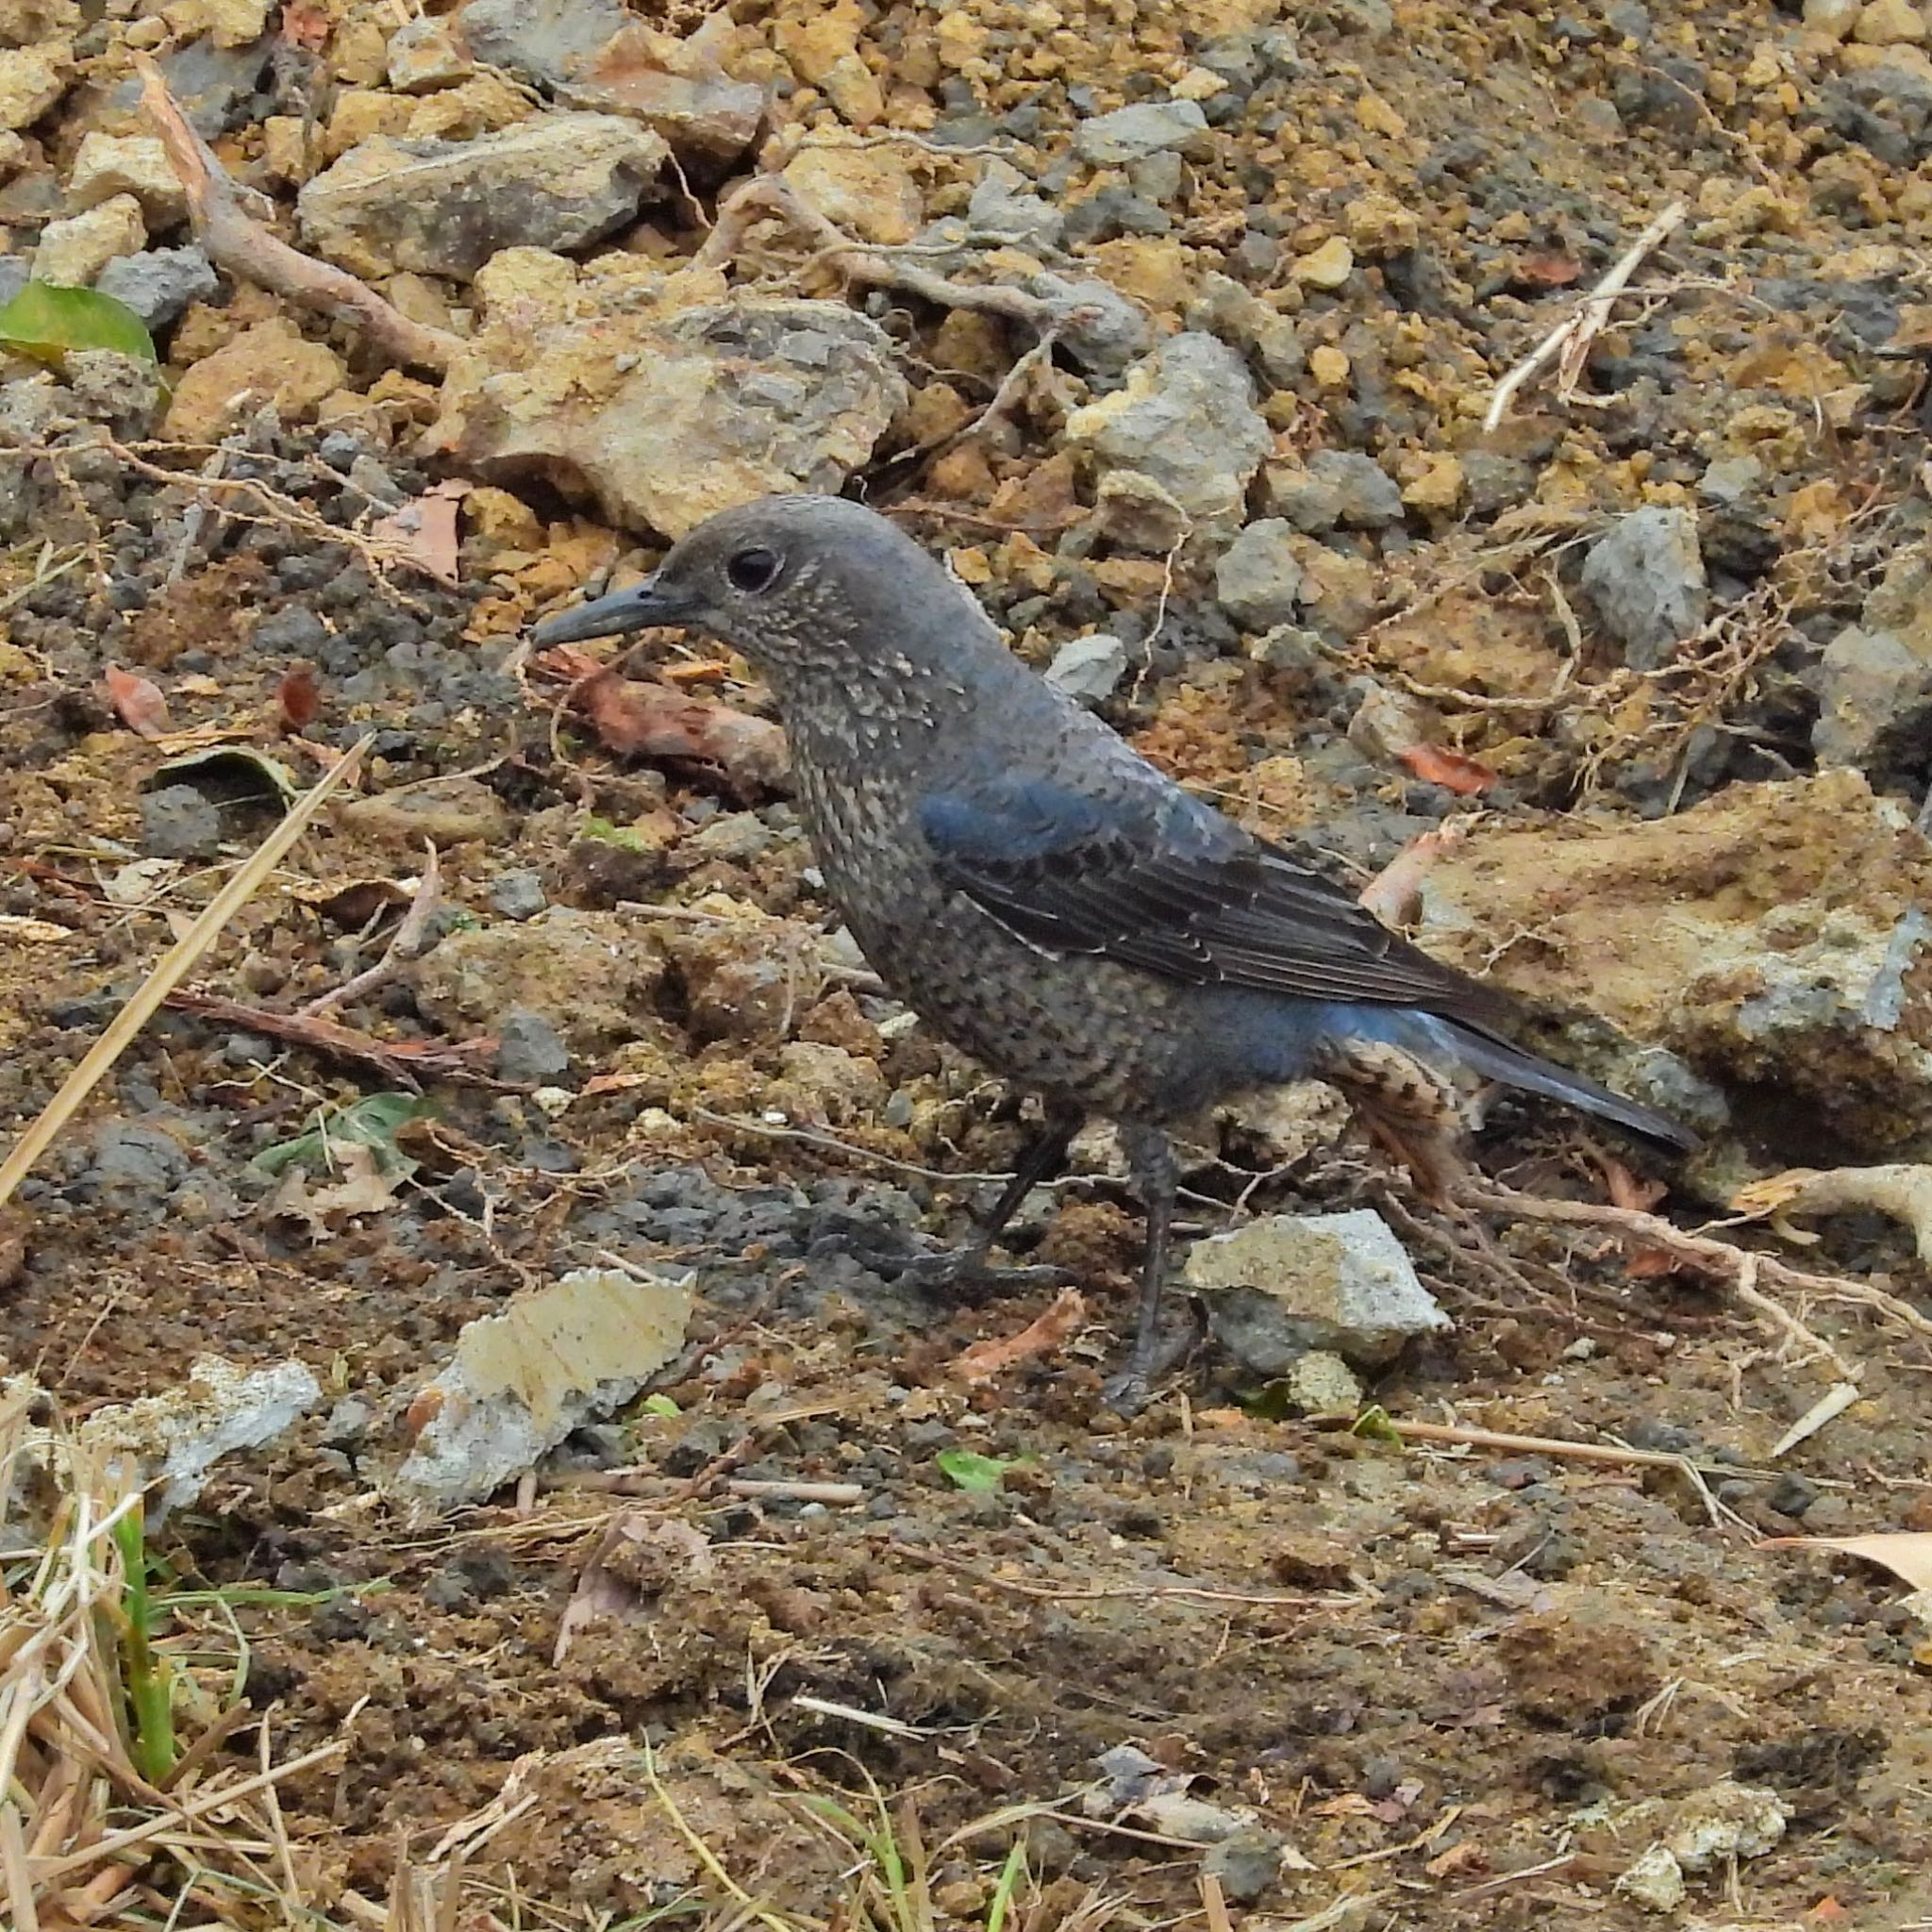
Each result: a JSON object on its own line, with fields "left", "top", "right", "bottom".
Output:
{"left": 1394, "top": 742, "right": 1498, "bottom": 795}
{"left": 533, "top": 648, "right": 791, "bottom": 794}
{"left": 104, "top": 662, "right": 169, "bottom": 737}
{"left": 277, "top": 661, "right": 321, "bottom": 732}
{"left": 951, "top": 1287, "right": 1087, "bottom": 1383}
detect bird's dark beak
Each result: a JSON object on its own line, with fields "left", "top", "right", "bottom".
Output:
{"left": 530, "top": 573, "right": 703, "bottom": 646}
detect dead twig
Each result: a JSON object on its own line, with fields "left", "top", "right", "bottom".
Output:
{"left": 0, "top": 741, "right": 371, "bottom": 1210}
{"left": 1484, "top": 200, "right": 1686, "bottom": 430}
{"left": 136, "top": 53, "right": 461, "bottom": 375}
{"left": 300, "top": 842, "right": 442, "bottom": 1017}
{"left": 163, "top": 990, "right": 513, "bottom": 1091}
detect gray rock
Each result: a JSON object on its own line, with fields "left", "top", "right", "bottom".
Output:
{"left": 1126, "top": 150, "right": 1185, "bottom": 202}
{"left": 1460, "top": 450, "right": 1534, "bottom": 517}
{"left": 458, "top": 0, "right": 761, "bottom": 162}
{"left": 297, "top": 113, "right": 668, "bottom": 281}
{"left": 1183, "top": 1208, "right": 1451, "bottom": 1369}
{"left": 1183, "top": 270, "right": 1304, "bottom": 386}
{"left": 1044, "top": 632, "right": 1131, "bottom": 704}
{"left": 1074, "top": 98, "right": 1208, "bottom": 164}
{"left": 63, "top": 350, "right": 161, "bottom": 432}
{"left": 968, "top": 158, "right": 1063, "bottom": 252}
{"left": 1026, "top": 272, "right": 1152, "bottom": 374}
{"left": 1813, "top": 541, "right": 1932, "bottom": 773}
{"left": 494, "top": 1007, "right": 573, "bottom": 1083}
{"left": 1257, "top": 461, "right": 1344, "bottom": 532}
{"left": 1063, "top": 332, "right": 1271, "bottom": 525}
{"left": 0, "top": 258, "right": 26, "bottom": 308}
{"left": 1307, "top": 449, "right": 1404, "bottom": 528}
{"left": 1203, "top": 1832, "right": 1284, "bottom": 1904}
{"left": 142, "top": 784, "right": 225, "bottom": 859}
{"left": 1578, "top": 506, "right": 1708, "bottom": 670}
{"left": 1214, "top": 519, "right": 1305, "bottom": 629}
{"left": 94, "top": 246, "right": 219, "bottom": 329}
{"left": 489, "top": 869, "right": 549, "bottom": 920}
{"left": 83, "top": 1120, "right": 192, "bottom": 1205}
{"left": 154, "top": 34, "right": 275, "bottom": 139}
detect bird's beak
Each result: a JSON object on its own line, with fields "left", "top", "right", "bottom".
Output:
{"left": 530, "top": 572, "right": 703, "bottom": 646}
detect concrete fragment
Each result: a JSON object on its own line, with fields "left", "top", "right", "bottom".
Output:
{"left": 1662, "top": 1781, "right": 1790, "bottom": 1870}
{"left": 1614, "top": 1845, "right": 1686, "bottom": 1913}
{"left": 1271, "top": 1350, "right": 1363, "bottom": 1418}
{"left": 1578, "top": 506, "right": 1708, "bottom": 670}
{"left": 1064, "top": 332, "right": 1271, "bottom": 525}
{"left": 434, "top": 289, "right": 907, "bottom": 539}
{"left": 391, "top": 1267, "right": 693, "bottom": 1511}
{"left": 1184, "top": 1208, "right": 1450, "bottom": 1369}
{"left": 297, "top": 114, "right": 668, "bottom": 281}
{"left": 2, "top": 1357, "right": 321, "bottom": 1527}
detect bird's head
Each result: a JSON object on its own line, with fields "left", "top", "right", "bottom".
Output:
{"left": 530, "top": 494, "right": 984, "bottom": 691}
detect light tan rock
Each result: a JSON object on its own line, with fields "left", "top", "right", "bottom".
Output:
{"left": 0, "top": 42, "right": 70, "bottom": 132}
{"left": 162, "top": 318, "right": 345, "bottom": 441}
{"left": 33, "top": 195, "right": 145, "bottom": 286}
{"left": 782, "top": 142, "right": 922, "bottom": 244}
{"left": 68, "top": 134, "right": 188, "bottom": 225}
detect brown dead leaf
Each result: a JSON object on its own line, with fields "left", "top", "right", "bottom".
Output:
{"left": 1424, "top": 1840, "right": 1488, "bottom": 1880}
{"left": 951, "top": 1287, "right": 1087, "bottom": 1383}
{"left": 1515, "top": 250, "right": 1584, "bottom": 288}
{"left": 1760, "top": 1531, "right": 1932, "bottom": 1592}
{"left": 104, "top": 663, "right": 170, "bottom": 737}
{"left": 1394, "top": 742, "right": 1497, "bottom": 796}
{"left": 265, "top": 1141, "right": 403, "bottom": 1238}
{"left": 1599, "top": 1154, "right": 1676, "bottom": 1277}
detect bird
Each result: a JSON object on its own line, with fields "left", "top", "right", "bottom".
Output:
{"left": 533, "top": 493, "right": 1695, "bottom": 1401}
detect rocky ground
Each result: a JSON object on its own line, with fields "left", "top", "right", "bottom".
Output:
{"left": 5, "top": 0, "right": 1932, "bottom": 1925}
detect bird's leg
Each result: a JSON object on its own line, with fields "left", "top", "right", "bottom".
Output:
{"left": 890, "top": 1105, "right": 1081, "bottom": 1296}
{"left": 1103, "top": 1121, "right": 1194, "bottom": 1412}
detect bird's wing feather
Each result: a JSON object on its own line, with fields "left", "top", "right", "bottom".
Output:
{"left": 918, "top": 774, "right": 1512, "bottom": 1024}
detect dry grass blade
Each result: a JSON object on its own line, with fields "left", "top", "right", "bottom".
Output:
{"left": 0, "top": 736, "right": 372, "bottom": 1211}
{"left": 0, "top": 1386, "right": 350, "bottom": 1924}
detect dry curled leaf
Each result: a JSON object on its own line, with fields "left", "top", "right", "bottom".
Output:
{"left": 104, "top": 663, "right": 169, "bottom": 738}
{"left": 534, "top": 646, "right": 791, "bottom": 795}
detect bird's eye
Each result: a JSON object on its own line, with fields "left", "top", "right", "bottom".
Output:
{"left": 724, "top": 546, "right": 782, "bottom": 594}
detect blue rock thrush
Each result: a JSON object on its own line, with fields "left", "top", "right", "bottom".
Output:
{"left": 534, "top": 495, "right": 1694, "bottom": 1397}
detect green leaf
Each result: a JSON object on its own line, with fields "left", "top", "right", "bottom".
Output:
{"left": 640, "top": 1392, "right": 681, "bottom": 1418}
{"left": 1348, "top": 1404, "right": 1405, "bottom": 1446}
{"left": 0, "top": 280, "right": 158, "bottom": 367}
{"left": 936, "top": 1448, "right": 1027, "bottom": 1493}
{"left": 251, "top": 1092, "right": 438, "bottom": 1177}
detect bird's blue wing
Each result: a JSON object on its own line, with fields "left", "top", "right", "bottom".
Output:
{"left": 918, "top": 774, "right": 1512, "bottom": 1020}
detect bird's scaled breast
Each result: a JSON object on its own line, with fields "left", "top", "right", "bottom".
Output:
{"left": 792, "top": 757, "right": 1194, "bottom": 1113}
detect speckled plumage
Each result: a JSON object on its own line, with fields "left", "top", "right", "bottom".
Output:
{"left": 535, "top": 493, "right": 1693, "bottom": 1393}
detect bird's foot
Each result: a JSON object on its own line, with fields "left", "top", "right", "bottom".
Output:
{"left": 1098, "top": 1298, "right": 1206, "bottom": 1415}
{"left": 882, "top": 1246, "right": 1074, "bottom": 1301}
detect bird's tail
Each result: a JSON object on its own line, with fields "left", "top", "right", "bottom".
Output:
{"left": 1441, "top": 1020, "right": 1700, "bottom": 1154}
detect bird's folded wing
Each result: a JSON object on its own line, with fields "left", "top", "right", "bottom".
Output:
{"left": 918, "top": 774, "right": 1512, "bottom": 1024}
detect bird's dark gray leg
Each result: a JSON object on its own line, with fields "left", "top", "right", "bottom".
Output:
{"left": 891, "top": 1104, "right": 1081, "bottom": 1294}
{"left": 1106, "top": 1120, "right": 1186, "bottom": 1410}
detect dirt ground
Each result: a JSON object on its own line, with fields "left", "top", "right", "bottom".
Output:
{"left": 5, "top": 0, "right": 1932, "bottom": 1925}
